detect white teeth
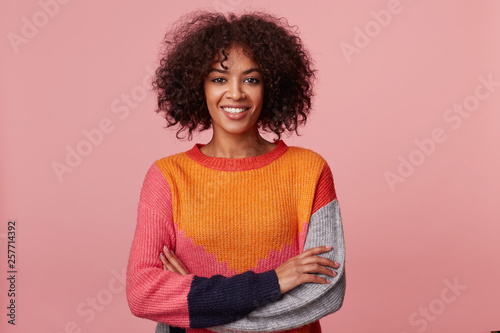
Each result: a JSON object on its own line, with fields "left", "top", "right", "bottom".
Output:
{"left": 222, "top": 107, "right": 247, "bottom": 114}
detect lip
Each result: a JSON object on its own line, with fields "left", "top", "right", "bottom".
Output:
{"left": 220, "top": 106, "right": 250, "bottom": 120}
{"left": 220, "top": 105, "right": 251, "bottom": 109}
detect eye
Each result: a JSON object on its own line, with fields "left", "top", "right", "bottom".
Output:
{"left": 245, "top": 78, "right": 261, "bottom": 84}
{"left": 211, "top": 78, "right": 226, "bottom": 83}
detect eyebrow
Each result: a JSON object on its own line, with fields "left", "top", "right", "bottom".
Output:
{"left": 208, "top": 67, "right": 261, "bottom": 75}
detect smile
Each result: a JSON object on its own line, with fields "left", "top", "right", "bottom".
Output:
{"left": 221, "top": 107, "right": 249, "bottom": 114}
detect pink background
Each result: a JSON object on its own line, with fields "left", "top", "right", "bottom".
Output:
{"left": 1, "top": 0, "right": 499, "bottom": 332}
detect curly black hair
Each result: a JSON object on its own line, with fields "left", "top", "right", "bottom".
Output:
{"left": 152, "top": 9, "right": 317, "bottom": 141}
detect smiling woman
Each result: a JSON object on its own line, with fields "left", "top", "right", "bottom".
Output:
{"left": 126, "top": 9, "right": 346, "bottom": 333}
{"left": 201, "top": 44, "right": 270, "bottom": 156}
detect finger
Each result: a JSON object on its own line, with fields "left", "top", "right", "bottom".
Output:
{"left": 169, "top": 250, "right": 190, "bottom": 274}
{"left": 160, "top": 255, "right": 167, "bottom": 270}
{"left": 299, "top": 262, "right": 334, "bottom": 276}
{"left": 162, "top": 245, "right": 171, "bottom": 257}
{"left": 300, "top": 274, "right": 332, "bottom": 285}
{"left": 300, "top": 247, "right": 341, "bottom": 268}
{"left": 164, "top": 247, "right": 190, "bottom": 276}
{"left": 159, "top": 252, "right": 167, "bottom": 268}
{"left": 299, "top": 246, "right": 333, "bottom": 258}
{"left": 301, "top": 256, "right": 341, "bottom": 269}
{"left": 178, "top": 260, "right": 190, "bottom": 275}
{"left": 160, "top": 253, "right": 178, "bottom": 273}
{"left": 160, "top": 253, "right": 179, "bottom": 273}
{"left": 301, "top": 263, "right": 337, "bottom": 277}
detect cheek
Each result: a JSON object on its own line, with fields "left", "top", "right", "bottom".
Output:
{"left": 203, "top": 88, "right": 215, "bottom": 107}
{"left": 251, "top": 88, "right": 264, "bottom": 106}
{"left": 204, "top": 86, "right": 223, "bottom": 104}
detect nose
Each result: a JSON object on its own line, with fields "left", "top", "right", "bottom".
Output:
{"left": 227, "top": 81, "right": 245, "bottom": 100}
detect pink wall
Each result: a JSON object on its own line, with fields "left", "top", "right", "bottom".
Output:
{"left": 1, "top": 0, "right": 499, "bottom": 332}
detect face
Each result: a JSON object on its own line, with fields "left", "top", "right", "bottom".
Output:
{"left": 203, "top": 44, "right": 264, "bottom": 137}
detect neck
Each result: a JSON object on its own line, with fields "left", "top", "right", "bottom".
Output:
{"left": 201, "top": 128, "right": 276, "bottom": 158}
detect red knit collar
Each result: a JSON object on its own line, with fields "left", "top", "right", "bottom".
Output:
{"left": 185, "top": 139, "right": 288, "bottom": 171}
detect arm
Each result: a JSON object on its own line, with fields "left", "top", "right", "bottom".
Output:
{"left": 208, "top": 161, "right": 346, "bottom": 332}
{"left": 126, "top": 162, "right": 282, "bottom": 329}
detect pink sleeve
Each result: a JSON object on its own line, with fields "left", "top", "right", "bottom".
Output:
{"left": 126, "top": 162, "right": 193, "bottom": 327}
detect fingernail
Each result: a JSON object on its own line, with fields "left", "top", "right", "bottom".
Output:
{"left": 335, "top": 262, "right": 340, "bottom": 266}
{"left": 160, "top": 253, "right": 165, "bottom": 260}
{"left": 326, "top": 246, "right": 333, "bottom": 249}
{"left": 163, "top": 246, "right": 169, "bottom": 253}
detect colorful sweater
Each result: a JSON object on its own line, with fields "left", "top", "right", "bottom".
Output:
{"left": 126, "top": 139, "right": 346, "bottom": 333}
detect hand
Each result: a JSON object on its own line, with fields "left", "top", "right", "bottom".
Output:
{"left": 160, "top": 245, "right": 190, "bottom": 276}
{"left": 274, "top": 245, "right": 340, "bottom": 294}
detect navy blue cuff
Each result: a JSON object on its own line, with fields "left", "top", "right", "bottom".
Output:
{"left": 255, "top": 269, "right": 283, "bottom": 305}
{"left": 187, "top": 269, "right": 282, "bottom": 328}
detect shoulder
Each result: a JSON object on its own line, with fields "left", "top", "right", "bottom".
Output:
{"left": 138, "top": 150, "right": 189, "bottom": 187}
{"left": 284, "top": 144, "right": 328, "bottom": 169}
{"left": 138, "top": 151, "right": 190, "bottom": 200}
{"left": 155, "top": 151, "right": 186, "bottom": 168}
{"left": 149, "top": 148, "right": 195, "bottom": 175}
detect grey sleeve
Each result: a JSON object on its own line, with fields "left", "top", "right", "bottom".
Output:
{"left": 155, "top": 323, "right": 169, "bottom": 333}
{"left": 207, "top": 198, "right": 346, "bottom": 332}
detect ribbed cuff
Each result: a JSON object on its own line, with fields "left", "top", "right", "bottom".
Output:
{"left": 253, "top": 269, "right": 283, "bottom": 306}
{"left": 188, "top": 270, "right": 283, "bottom": 328}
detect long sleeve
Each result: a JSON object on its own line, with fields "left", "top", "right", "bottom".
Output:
{"left": 126, "top": 162, "right": 282, "bottom": 329}
{"left": 207, "top": 161, "right": 346, "bottom": 332}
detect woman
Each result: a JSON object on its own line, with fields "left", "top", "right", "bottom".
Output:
{"left": 126, "top": 10, "right": 346, "bottom": 333}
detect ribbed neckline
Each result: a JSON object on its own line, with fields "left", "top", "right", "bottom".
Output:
{"left": 185, "top": 139, "right": 288, "bottom": 171}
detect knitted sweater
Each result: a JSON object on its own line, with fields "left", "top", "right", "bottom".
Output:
{"left": 126, "top": 139, "right": 346, "bottom": 333}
